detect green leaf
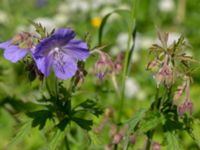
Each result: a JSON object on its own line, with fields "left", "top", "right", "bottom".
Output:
{"left": 72, "top": 117, "right": 93, "bottom": 131}
{"left": 123, "top": 108, "right": 146, "bottom": 150}
{"left": 140, "top": 112, "right": 165, "bottom": 133}
{"left": 187, "top": 119, "right": 200, "bottom": 149}
{"left": 56, "top": 117, "right": 70, "bottom": 131}
{"left": 8, "top": 120, "right": 32, "bottom": 148}
{"left": 27, "top": 110, "right": 53, "bottom": 129}
{"left": 73, "top": 99, "right": 103, "bottom": 117}
{"left": 98, "top": 9, "right": 130, "bottom": 45}
{"left": 49, "top": 130, "right": 64, "bottom": 150}
{"left": 29, "top": 20, "right": 46, "bottom": 38}
{"left": 165, "top": 132, "right": 181, "bottom": 150}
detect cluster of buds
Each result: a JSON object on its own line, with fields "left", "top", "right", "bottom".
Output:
{"left": 175, "top": 77, "right": 194, "bottom": 116}
{"left": 154, "top": 55, "right": 173, "bottom": 88}
{"left": 11, "top": 32, "right": 37, "bottom": 49}
{"left": 93, "top": 50, "right": 125, "bottom": 81}
{"left": 94, "top": 51, "right": 114, "bottom": 80}
{"left": 147, "top": 31, "right": 196, "bottom": 88}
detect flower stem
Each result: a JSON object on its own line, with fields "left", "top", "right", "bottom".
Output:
{"left": 117, "top": 0, "right": 137, "bottom": 123}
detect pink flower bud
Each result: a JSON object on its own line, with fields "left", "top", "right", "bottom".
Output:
{"left": 152, "top": 142, "right": 161, "bottom": 150}
{"left": 94, "top": 51, "right": 113, "bottom": 80}
{"left": 129, "top": 133, "right": 135, "bottom": 144}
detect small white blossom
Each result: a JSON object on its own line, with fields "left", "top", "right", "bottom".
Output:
{"left": 125, "top": 77, "right": 140, "bottom": 98}
{"left": 158, "top": 0, "right": 175, "bottom": 12}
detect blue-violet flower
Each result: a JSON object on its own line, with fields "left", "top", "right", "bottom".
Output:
{"left": 33, "top": 28, "right": 89, "bottom": 80}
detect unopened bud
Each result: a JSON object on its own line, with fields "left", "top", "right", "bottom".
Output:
{"left": 152, "top": 142, "right": 161, "bottom": 150}
{"left": 129, "top": 133, "right": 135, "bottom": 144}
{"left": 94, "top": 51, "right": 113, "bottom": 80}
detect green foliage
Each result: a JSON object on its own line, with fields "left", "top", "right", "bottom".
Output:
{"left": 27, "top": 110, "right": 53, "bottom": 129}
{"left": 8, "top": 120, "right": 32, "bottom": 148}
{"left": 165, "top": 131, "right": 182, "bottom": 150}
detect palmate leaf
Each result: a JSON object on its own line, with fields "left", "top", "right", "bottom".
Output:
{"left": 27, "top": 110, "right": 53, "bottom": 129}
{"left": 72, "top": 117, "right": 93, "bottom": 131}
{"left": 73, "top": 99, "right": 103, "bottom": 117}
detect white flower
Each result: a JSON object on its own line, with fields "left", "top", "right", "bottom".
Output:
{"left": 69, "top": 0, "right": 90, "bottom": 12}
{"left": 125, "top": 77, "right": 140, "bottom": 98}
{"left": 117, "top": 32, "right": 133, "bottom": 51}
{"left": 57, "top": 2, "right": 70, "bottom": 14}
{"left": 158, "top": 0, "right": 175, "bottom": 12}
{"left": 0, "top": 11, "right": 9, "bottom": 24}
{"left": 53, "top": 14, "right": 68, "bottom": 26}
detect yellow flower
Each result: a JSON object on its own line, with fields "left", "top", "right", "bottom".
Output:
{"left": 91, "top": 17, "right": 102, "bottom": 28}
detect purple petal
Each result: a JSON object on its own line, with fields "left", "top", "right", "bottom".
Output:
{"left": 54, "top": 28, "right": 75, "bottom": 40}
{"left": 35, "top": 56, "right": 52, "bottom": 76}
{"left": 0, "top": 41, "right": 11, "bottom": 49}
{"left": 34, "top": 28, "right": 75, "bottom": 58}
{"left": 63, "top": 39, "right": 89, "bottom": 60}
{"left": 4, "top": 46, "right": 28, "bottom": 63}
{"left": 53, "top": 55, "right": 77, "bottom": 80}
{"left": 0, "top": 40, "right": 28, "bottom": 62}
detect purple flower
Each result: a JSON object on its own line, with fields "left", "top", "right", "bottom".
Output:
{"left": 0, "top": 33, "right": 35, "bottom": 63}
{"left": 33, "top": 28, "right": 89, "bottom": 80}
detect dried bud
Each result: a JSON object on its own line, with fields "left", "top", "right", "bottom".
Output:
{"left": 152, "top": 142, "right": 161, "bottom": 150}
{"left": 94, "top": 51, "right": 113, "bottom": 80}
{"left": 74, "top": 62, "right": 87, "bottom": 88}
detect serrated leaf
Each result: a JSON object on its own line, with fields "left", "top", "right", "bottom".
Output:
{"left": 56, "top": 117, "right": 70, "bottom": 131}
{"left": 123, "top": 109, "right": 146, "bottom": 150}
{"left": 187, "top": 119, "right": 200, "bottom": 148}
{"left": 49, "top": 130, "right": 64, "bottom": 150}
{"left": 8, "top": 120, "right": 32, "bottom": 148}
{"left": 165, "top": 132, "right": 181, "bottom": 150}
{"left": 140, "top": 112, "right": 165, "bottom": 133}
{"left": 27, "top": 110, "right": 53, "bottom": 129}
{"left": 73, "top": 99, "right": 103, "bottom": 117}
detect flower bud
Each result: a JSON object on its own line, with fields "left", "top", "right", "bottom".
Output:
{"left": 152, "top": 142, "right": 161, "bottom": 150}
{"left": 129, "top": 133, "right": 135, "bottom": 144}
{"left": 94, "top": 51, "right": 113, "bottom": 80}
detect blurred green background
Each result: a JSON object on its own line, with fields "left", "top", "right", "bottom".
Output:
{"left": 0, "top": 0, "right": 200, "bottom": 149}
